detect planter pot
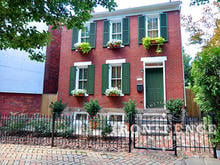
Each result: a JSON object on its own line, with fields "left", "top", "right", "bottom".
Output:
{"left": 150, "top": 40, "right": 157, "bottom": 44}
{"left": 108, "top": 93, "right": 120, "bottom": 96}
{"left": 90, "top": 120, "right": 98, "bottom": 129}
{"left": 74, "top": 93, "right": 85, "bottom": 97}
{"left": 125, "top": 122, "right": 130, "bottom": 131}
{"left": 176, "top": 122, "right": 182, "bottom": 132}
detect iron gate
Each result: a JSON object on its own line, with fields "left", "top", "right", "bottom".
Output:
{"left": 131, "top": 112, "right": 216, "bottom": 157}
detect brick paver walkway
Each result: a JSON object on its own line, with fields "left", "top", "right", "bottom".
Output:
{"left": 0, "top": 144, "right": 185, "bottom": 165}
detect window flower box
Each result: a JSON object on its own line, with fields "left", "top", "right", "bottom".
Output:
{"left": 105, "top": 87, "right": 123, "bottom": 96}
{"left": 74, "top": 42, "right": 92, "bottom": 54}
{"left": 107, "top": 40, "right": 124, "bottom": 49}
{"left": 142, "top": 37, "right": 165, "bottom": 54}
{"left": 71, "top": 89, "right": 88, "bottom": 97}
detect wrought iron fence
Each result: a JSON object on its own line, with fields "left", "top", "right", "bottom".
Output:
{"left": 0, "top": 112, "right": 217, "bottom": 157}
{"left": 0, "top": 113, "right": 129, "bottom": 152}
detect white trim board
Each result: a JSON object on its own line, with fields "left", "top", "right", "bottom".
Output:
{"left": 106, "top": 59, "right": 126, "bottom": 64}
{"left": 74, "top": 61, "right": 92, "bottom": 67}
{"left": 91, "top": 1, "right": 181, "bottom": 20}
{"left": 141, "top": 56, "right": 167, "bottom": 63}
{"left": 142, "top": 56, "right": 167, "bottom": 109}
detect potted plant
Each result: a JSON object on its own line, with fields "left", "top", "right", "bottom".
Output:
{"left": 84, "top": 99, "right": 101, "bottom": 129}
{"left": 71, "top": 89, "right": 88, "bottom": 97}
{"left": 105, "top": 87, "right": 123, "bottom": 96}
{"left": 107, "top": 39, "right": 124, "bottom": 49}
{"left": 49, "top": 100, "right": 67, "bottom": 118}
{"left": 166, "top": 98, "right": 184, "bottom": 131}
{"left": 123, "top": 99, "right": 137, "bottom": 130}
{"left": 74, "top": 42, "right": 92, "bottom": 54}
{"left": 142, "top": 37, "right": 165, "bottom": 54}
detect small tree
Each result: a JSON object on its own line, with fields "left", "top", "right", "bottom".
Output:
{"left": 183, "top": 52, "right": 193, "bottom": 86}
{"left": 192, "top": 45, "right": 220, "bottom": 144}
{"left": 123, "top": 99, "right": 137, "bottom": 124}
{"left": 84, "top": 99, "right": 101, "bottom": 119}
{"left": 49, "top": 100, "right": 67, "bottom": 118}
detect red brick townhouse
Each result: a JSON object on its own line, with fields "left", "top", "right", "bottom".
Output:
{"left": 57, "top": 1, "right": 184, "bottom": 116}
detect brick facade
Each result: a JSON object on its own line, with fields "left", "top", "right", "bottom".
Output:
{"left": 57, "top": 10, "right": 184, "bottom": 111}
{"left": 0, "top": 93, "right": 42, "bottom": 114}
{"left": 43, "top": 27, "right": 61, "bottom": 94}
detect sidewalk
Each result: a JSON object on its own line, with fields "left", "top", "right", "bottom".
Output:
{"left": 0, "top": 144, "right": 219, "bottom": 165}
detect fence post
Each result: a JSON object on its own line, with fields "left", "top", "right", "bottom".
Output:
{"left": 171, "top": 114, "right": 177, "bottom": 156}
{"left": 210, "top": 113, "right": 217, "bottom": 158}
{"left": 51, "top": 113, "right": 55, "bottom": 147}
{"left": 128, "top": 114, "right": 132, "bottom": 153}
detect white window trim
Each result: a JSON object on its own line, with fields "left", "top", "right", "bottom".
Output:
{"left": 145, "top": 14, "right": 160, "bottom": 38}
{"left": 74, "top": 112, "right": 89, "bottom": 122}
{"left": 74, "top": 61, "right": 92, "bottom": 67}
{"left": 106, "top": 59, "right": 125, "bottom": 91}
{"left": 109, "top": 18, "right": 123, "bottom": 41}
{"left": 107, "top": 113, "right": 125, "bottom": 126}
{"left": 74, "top": 61, "right": 91, "bottom": 90}
{"left": 141, "top": 56, "right": 167, "bottom": 109}
{"left": 106, "top": 59, "right": 126, "bottom": 64}
{"left": 78, "top": 23, "right": 90, "bottom": 43}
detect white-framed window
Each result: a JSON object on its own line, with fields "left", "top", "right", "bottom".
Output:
{"left": 106, "top": 59, "right": 125, "bottom": 90}
{"left": 110, "top": 64, "right": 122, "bottom": 89}
{"left": 78, "top": 67, "right": 88, "bottom": 90}
{"left": 74, "top": 112, "right": 88, "bottom": 121}
{"left": 146, "top": 15, "right": 160, "bottom": 38}
{"left": 74, "top": 61, "right": 91, "bottom": 90}
{"left": 107, "top": 113, "right": 125, "bottom": 126}
{"left": 78, "top": 24, "right": 90, "bottom": 43}
{"left": 110, "top": 19, "right": 122, "bottom": 41}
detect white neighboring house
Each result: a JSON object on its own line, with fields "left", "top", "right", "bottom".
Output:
{"left": 0, "top": 22, "right": 47, "bottom": 94}
{"left": 0, "top": 49, "right": 45, "bottom": 94}
{"left": 0, "top": 22, "right": 47, "bottom": 114}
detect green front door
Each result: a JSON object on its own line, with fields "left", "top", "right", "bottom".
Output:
{"left": 145, "top": 68, "right": 164, "bottom": 108}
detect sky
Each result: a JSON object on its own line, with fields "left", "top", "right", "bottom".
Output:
{"left": 95, "top": 0, "right": 218, "bottom": 58}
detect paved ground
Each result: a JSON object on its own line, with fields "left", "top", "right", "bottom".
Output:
{"left": 0, "top": 144, "right": 219, "bottom": 165}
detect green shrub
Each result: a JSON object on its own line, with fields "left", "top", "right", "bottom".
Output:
{"left": 84, "top": 99, "right": 101, "bottom": 119}
{"left": 4, "top": 113, "right": 27, "bottom": 134}
{"left": 101, "top": 119, "right": 113, "bottom": 138}
{"left": 28, "top": 118, "right": 52, "bottom": 137}
{"left": 123, "top": 99, "right": 137, "bottom": 123}
{"left": 166, "top": 98, "right": 184, "bottom": 121}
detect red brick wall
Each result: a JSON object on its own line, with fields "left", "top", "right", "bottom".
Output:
{"left": 0, "top": 93, "right": 42, "bottom": 114}
{"left": 58, "top": 11, "right": 184, "bottom": 110}
{"left": 43, "top": 27, "right": 61, "bottom": 94}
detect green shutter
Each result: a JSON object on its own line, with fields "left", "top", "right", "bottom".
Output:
{"left": 103, "top": 20, "right": 110, "bottom": 47}
{"left": 102, "top": 64, "right": 109, "bottom": 94}
{"left": 138, "top": 16, "right": 146, "bottom": 44}
{"left": 72, "top": 28, "right": 79, "bottom": 50}
{"left": 89, "top": 22, "right": 96, "bottom": 48}
{"left": 69, "top": 66, "right": 76, "bottom": 95}
{"left": 122, "top": 17, "right": 129, "bottom": 46}
{"left": 87, "top": 65, "right": 95, "bottom": 94}
{"left": 160, "top": 13, "right": 168, "bottom": 42}
{"left": 122, "top": 63, "right": 130, "bottom": 94}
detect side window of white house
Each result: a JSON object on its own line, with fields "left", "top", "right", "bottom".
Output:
{"left": 147, "top": 17, "right": 159, "bottom": 38}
